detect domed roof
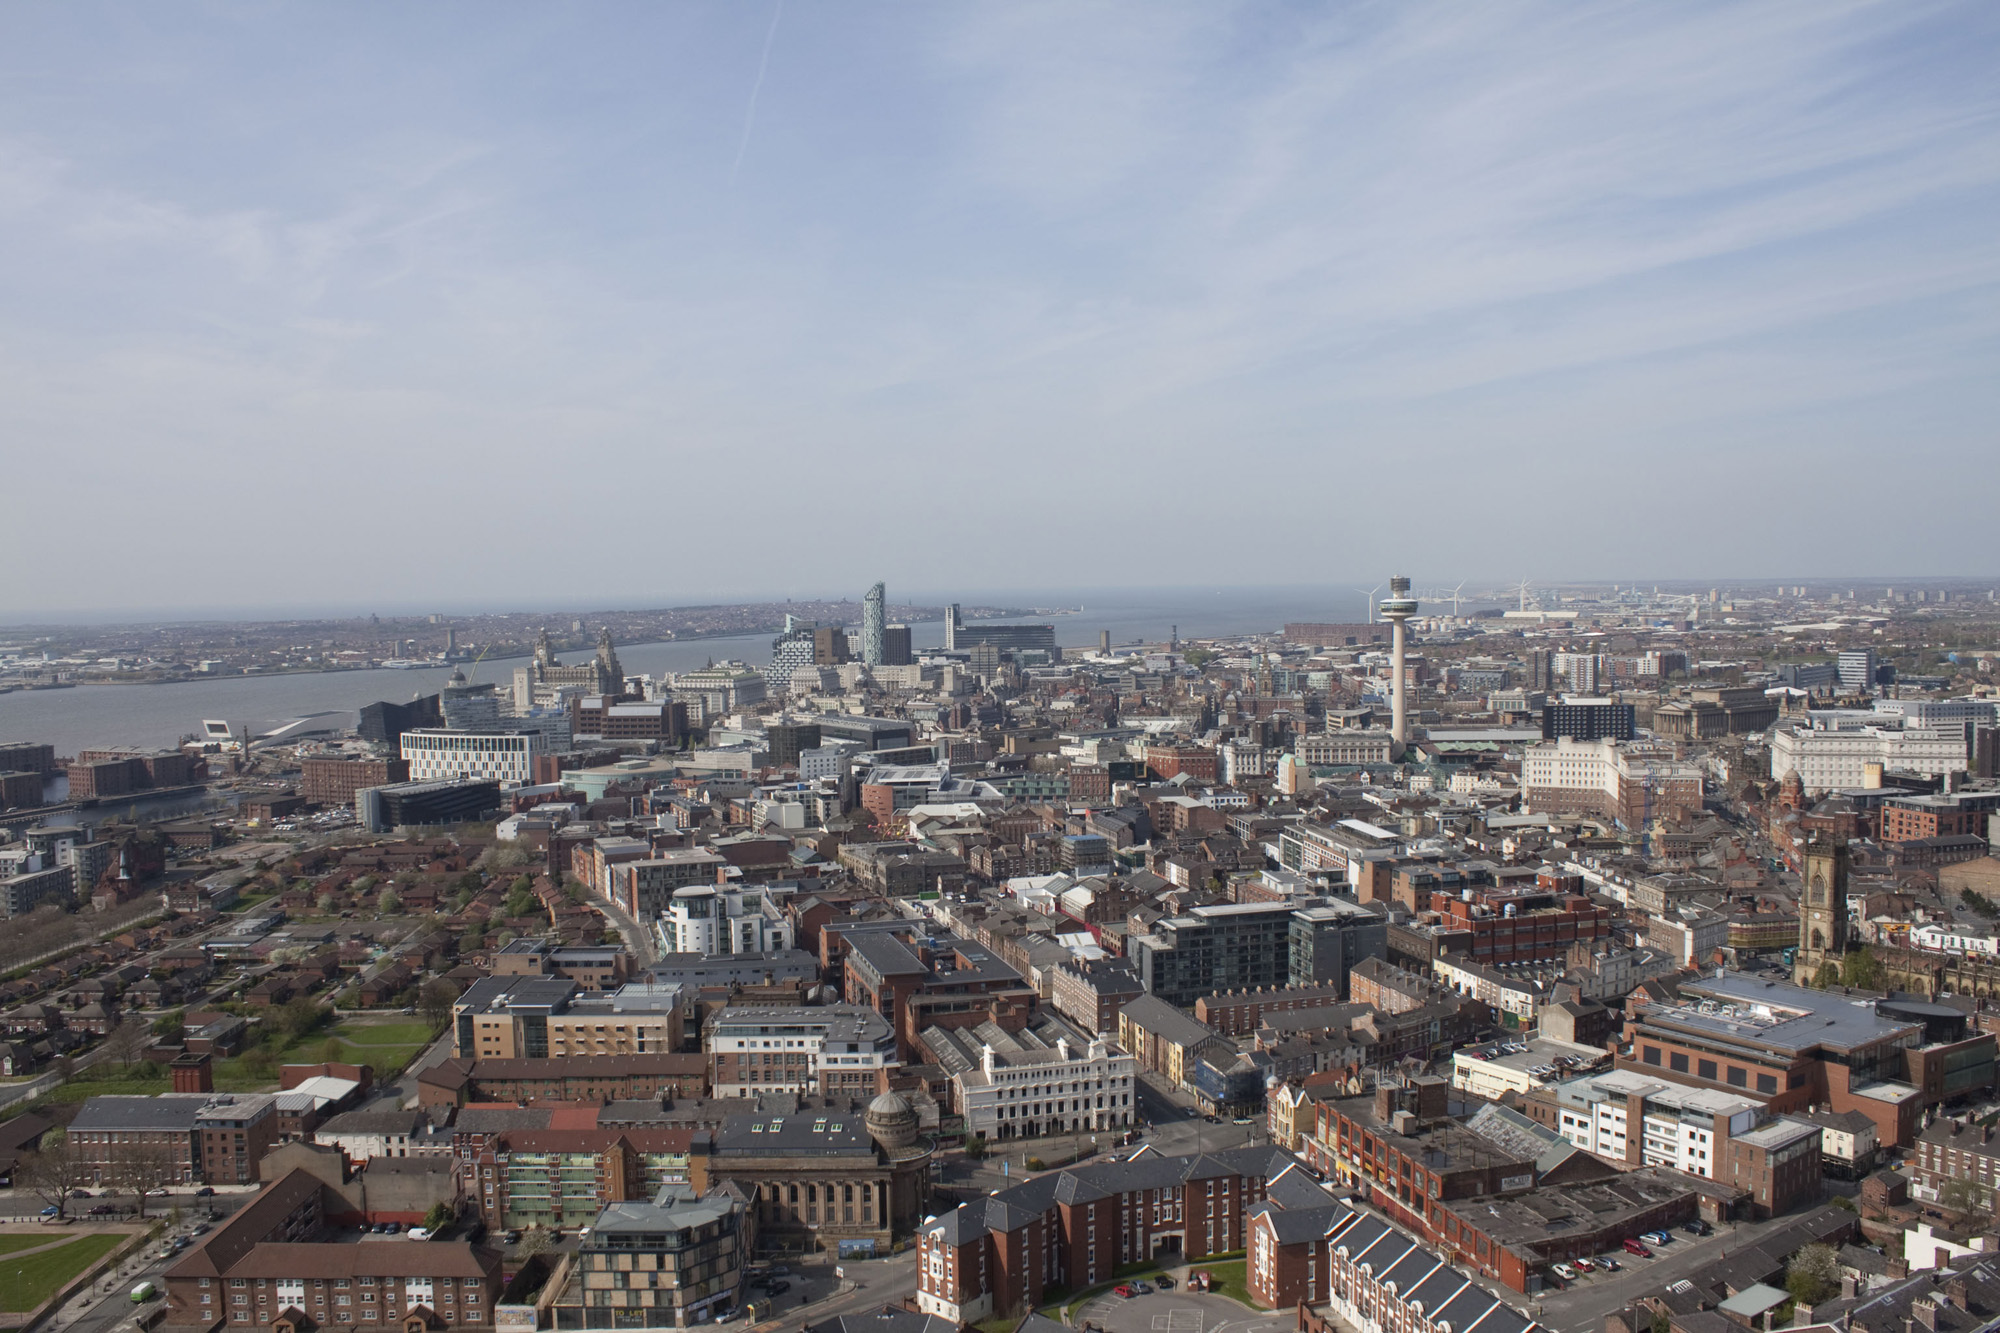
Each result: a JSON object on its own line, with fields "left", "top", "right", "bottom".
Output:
{"left": 867, "top": 1091, "right": 913, "bottom": 1118}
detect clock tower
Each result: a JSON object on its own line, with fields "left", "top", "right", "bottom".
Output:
{"left": 1794, "top": 832, "right": 1850, "bottom": 985}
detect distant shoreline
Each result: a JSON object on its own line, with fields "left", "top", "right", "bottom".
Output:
{"left": 0, "top": 607, "right": 1058, "bottom": 689}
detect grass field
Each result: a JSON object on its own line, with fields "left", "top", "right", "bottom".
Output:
{"left": 208, "top": 1016, "right": 438, "bottom": 1091}
{"left": 333, "top": 1020, "right": 435, "bottom": 1075}
{"left": 0, "top": 1233, "right": 126, "bottom": 1312}
{"left": 0, "top": 1238, "right": 60, "bottom": 1258}
{"left": 34, "top": 1066, "right": 167, "bottom": 1105}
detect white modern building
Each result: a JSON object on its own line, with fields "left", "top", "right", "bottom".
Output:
{"left": 799, "top": 744, "right": 858, "bottom": 782}
{"left": 1294, "top": 731, "right": 1396, "bottom": 766}
{"left": 1549, "top": 1068, "right": 1758, "bottom": 1181}
{"left": 1769, "top": 723, "right": 1967, "bottom": 793}
{"left": 705, "top": 1005, "right": 898, "bottom": 1099}
{"left": 400, "top": 729, "right": 543, "bottom": 786}
{"left": 1220, "top": 740, "right": 1269, "bottom": 783}
{"left": 653, "top": 885, "right": 795, "bottom": 957}
{"left": 1521, "top": 737, "right": 1703, "bottom": 821}
{"left": 924, "top": 1018, "right": 1137, "bottom": 1141}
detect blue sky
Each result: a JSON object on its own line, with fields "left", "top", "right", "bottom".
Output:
{"left": 2, "top": 2, "right": 1997, "bottom": 616}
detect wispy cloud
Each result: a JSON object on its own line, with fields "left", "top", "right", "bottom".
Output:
{"left": 0, "top": 1, "right": 1996, "bottom": 613}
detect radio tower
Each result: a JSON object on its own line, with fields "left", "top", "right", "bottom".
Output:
{"left": 1380, "top": 576, "right": 1419, "bottom": 756}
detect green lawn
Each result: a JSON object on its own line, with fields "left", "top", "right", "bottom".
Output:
{"left": 0, "top": 1232, "right": 126, "bottom": 1312}
{"left": 1194, "top": 1260, "right": 1253, "bottom": 1308}
{"left": 209, "top": 1017, "right": 437, "bottom": 1091}
{"left": 0, "top": 1238, "right": 59, "bottom": 1258}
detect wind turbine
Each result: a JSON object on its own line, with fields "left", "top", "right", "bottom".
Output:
{"left": 1515, "top": 578, "right": 1533, "bottom": 613}
{"left": 1448, "top": 581, "right": 1467, "bottom": 617}
{"left": 1354, "top": 585, "right": 1383, "bottom": 624}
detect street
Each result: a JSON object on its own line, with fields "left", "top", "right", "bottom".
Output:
{"left": 1526, "top": 1212, "right": 1814, "bottom": 1333}
{"left": 591, "top": 890, "right": 659, "bottom": 965}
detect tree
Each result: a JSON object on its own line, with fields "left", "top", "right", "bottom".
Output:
{"left": 104, "top": 1021, "right": 149, "bottom": 1068}
{"left": 151, "top": 1010, "right": 186, "bottom": 1041}
{"left": 18, "top": 1133, "right": 92, "bottom": 1219}
{"left": 317, "top": 891, "right": 337, "bottom": 914}
{"left": 1814, "top": 960, "right": 1841, "bottom": 990}
{"left": 1938, "top": 1177, "right": 1994, "bottom": 1228}
{"left": 277, "top": 997, "right": 329, "bottom": 1042}
{"left": 1842, "top": 947, "right": 1881, "bottom": 991}
{"left": 961, "top": 1134, "right": 987, "bottom": 1161}
{"left": 504, "top": 882, "right": 536, "bottom": 919}
{"left": 1786, "top": 1243, "right": 1841, "bottom": 1307}
{"left": 418, "top": 980, "right": 460, "bottom": 1029}
{"left": 424, "top": 1201, "right": 455, "bottom": 1232}
{"left": 378, "top": 888, "right": 402, "bottom": 915}
{"left": 318, "top": 1036, "right": 348, "bottom": 1065}
{"left": 111, "top": 1140, "right": 182, "bottom": 1220}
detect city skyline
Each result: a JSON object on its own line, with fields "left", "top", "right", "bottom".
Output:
{"left": 3, "top": 3, "right": 1997, "bottom": 614}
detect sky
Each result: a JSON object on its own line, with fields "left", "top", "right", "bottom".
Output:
{"left": 2, "top": 2, "right": 1998, "bottom": 619}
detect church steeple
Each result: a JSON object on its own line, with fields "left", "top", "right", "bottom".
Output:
{"left": 1794, "top": 832, "right": 1849, "bottom": 986}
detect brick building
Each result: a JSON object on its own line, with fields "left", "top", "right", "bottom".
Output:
{"left": 417, "top": 1053, "right": 707, "bottom": 1109}
{"left": 1142, "top": 745, "right": 1218, "bottom": 782}
{"left": 917, "top": 1145, "right": 1296, "bottom": 1323}
{"left": 162, "top": 1166, "right": 502, "bottom": 1330}
{"left": 1197, "top": 984, "right": 1347, "bottom": 1036}
{"left": 301, "top": 756, "right": 409, "bottom": 808}
{"left": 1618, "top": 974, "right": 1996, "bottom": 1147}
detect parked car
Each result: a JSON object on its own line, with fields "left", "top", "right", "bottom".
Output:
{"left": 1683, "top": 1221, "right": 1711, "bottom": 1236}
{"left": 1598, "top": 1257, "right": 1620, "bottom": 1272}
{"left": 765, "top": 1266, "right": 790, "bottom": 1278}
{"left": 765, "top": 1281, "right": 791, "bottom": 1297}
{"left": 88, "top": 1205, "right": 116, "bottom": 1216}
{"left": 39, "top": 1206, "right": 59, "bottom": 1219}
{"left": 1572, "top": 1257, "right": 1594, "bottom": 1272}
{"left": 1640, "top": 1231, "right": 1671, "bottom": 1247}
{"left": 1132, "top": 1282, "right": 1152, "bottom": 1295}
{"left": 1114, "top": 1286, "right": 1136, "bottom": 1299}
{"left": 1552, "top": 1265, "right": 1577, "bottom": 1283}
{"left": 1156, "top": 1276, "right": 1175, "bottom": 1289}
{"left": 1624, "top": 1239, "right": 1652, "bottom": 1258}
{"left": 194, "top": 1187, "right": 215, "bottom": 1197}
{"left": 73, "top": 1190, "right": 91, "bottom": 1199}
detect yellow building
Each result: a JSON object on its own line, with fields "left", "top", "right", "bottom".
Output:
{"left": 452, "top": 977, "right": 686, "bottom": 1062}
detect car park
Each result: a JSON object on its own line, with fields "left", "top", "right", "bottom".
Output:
{"left": 1598, "top": 1257, "right": 1620, "bottom": 1271}
{"left": 1552, "top": 1264, "right": 1577, "bottom": 1283}
{"left": 1624, "top": 1239, "right": 1652, "bottom": 1258}
{"left": 1573, "top": 1258, "right": 1594, "bottom": 1272}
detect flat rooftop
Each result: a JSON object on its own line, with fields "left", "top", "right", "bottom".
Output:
{"left": 1644, "top": 973, "right": 1923, "bottom": 1054}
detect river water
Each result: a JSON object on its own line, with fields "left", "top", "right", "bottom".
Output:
{"left": 0, "top": 586, "right": 1370, "bottom": 755}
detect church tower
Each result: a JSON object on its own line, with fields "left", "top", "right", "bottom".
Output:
{"left": 1794, "top": 832, "right": 1850, "bottom": 985}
